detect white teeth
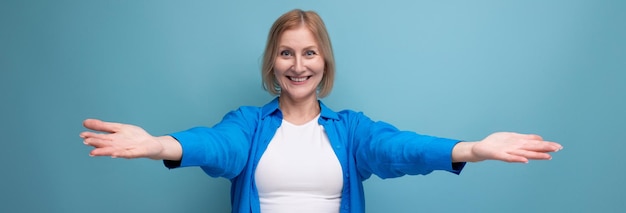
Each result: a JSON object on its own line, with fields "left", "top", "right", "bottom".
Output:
{"left": 289, "top": 76, "right": 308, "bottom": 82}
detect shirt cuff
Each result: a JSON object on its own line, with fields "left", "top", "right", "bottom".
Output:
{"left": 163, "top": 159, "right": 182, "bottom": 169}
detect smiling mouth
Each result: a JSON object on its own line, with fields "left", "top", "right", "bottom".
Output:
{"left": 288, "top": 76, "right": 311, "bottom": 82}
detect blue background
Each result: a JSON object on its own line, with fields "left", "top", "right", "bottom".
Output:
{"left": 2, "top": 0, "right": 624, "bottom": 212}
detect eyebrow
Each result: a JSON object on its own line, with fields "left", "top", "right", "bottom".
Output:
{"left": 278, "top": 45, "right": 319, "bottom": 50}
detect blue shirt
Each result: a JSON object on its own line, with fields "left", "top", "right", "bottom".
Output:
{"left": 164, "top": 98, "right": 465, "bottom": 213}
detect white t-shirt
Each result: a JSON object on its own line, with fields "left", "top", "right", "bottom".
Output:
{"left": 255, "top": 114, "right": 343, "bottom": 213}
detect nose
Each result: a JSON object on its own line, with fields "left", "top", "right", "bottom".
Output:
{"left": 293, "top": 56, "right": 306, "bottom": 74}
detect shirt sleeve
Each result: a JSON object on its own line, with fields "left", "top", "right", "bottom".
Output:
{"left": 161, "top": 108, "right": 257, "bottom": 179}
{"left": 350, "top": 112, "right": 465, "bottom": 179}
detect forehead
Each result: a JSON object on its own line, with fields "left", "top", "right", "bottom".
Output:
{"left": 278, "top": 26, "right": 318, "bottom": 47}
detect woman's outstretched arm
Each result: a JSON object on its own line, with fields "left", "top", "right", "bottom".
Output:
{"left": 452, "top": 132, "right": 563, "bottom": 163}
{"left": 80, "top": 119, "right": 182, "bottom": 160}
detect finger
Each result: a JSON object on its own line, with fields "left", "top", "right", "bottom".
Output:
{"left": 80, "top": 131, "right": 113, "bottom": 141}
{"left": 112, "top": 148, "right": 143, "bottom": 159}
{"left": 83, "top": 137, "right": 112, "bottom": 148}
{"left": 91, "top": 147, "right": 136, "bottom": 158}
{"left": 510, "top": 150, "right": 552, "bottom": 160}
{"left": 83, "top": 119, "right": 124, "bottom": 133}
{"left": 500, "top": 153, "right": 529, "bottom": 163}
{"left": 515, "top": 133, "right": 563, "bottom": 151}
{"left": 546, "top": 141, "right": 564, "bottom": 151}
{"left": 89, "top": 147, "right": 118, "bottom": 157}
{"left": 521, "top": 140, "right": 562, "bottom": 152}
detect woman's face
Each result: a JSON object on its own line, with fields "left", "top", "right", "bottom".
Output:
{"left": 273, "top": 26, "right": 325, "bottom": 102}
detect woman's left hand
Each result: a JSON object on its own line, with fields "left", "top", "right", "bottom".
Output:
{"left": 452, "top": 132, "right": 563, "bottom": 163}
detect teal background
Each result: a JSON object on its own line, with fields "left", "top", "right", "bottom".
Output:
{"left": 2, "top": 0, "right": 624, "bottom": 212}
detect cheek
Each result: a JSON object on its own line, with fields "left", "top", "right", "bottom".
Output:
{"left": 272, "top": 63, "right": 285, "bottom": 78}
{"left": 312, "top": 59, "right": 325, "bottom": 73}
{"left": 273, "top": 59, "right": 290, "bottom": 74}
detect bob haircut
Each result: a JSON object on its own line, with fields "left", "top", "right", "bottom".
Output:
{"left": 261, "top": 9, "right": 335, "bottom": 98}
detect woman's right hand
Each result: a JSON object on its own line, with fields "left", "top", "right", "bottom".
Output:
{"left": 80, "top": 119, "right": 181, "bottom": 160}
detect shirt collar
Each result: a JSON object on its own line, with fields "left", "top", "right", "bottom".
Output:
{"left": 319, "top": 99, "right": 339, "bottom": 121}
{"left": 260, "top": 97, "right": 339, "bottom": 121}
{"left": 260, "top": 97, "right": 281, "bottom": 119}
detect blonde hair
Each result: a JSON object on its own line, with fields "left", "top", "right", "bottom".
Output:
{"left": 261, "top": 9, "right": 335, "bottom": 98}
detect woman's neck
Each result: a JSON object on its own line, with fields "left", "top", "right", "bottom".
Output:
{"left": 279, "top": 96, "right": 320, "bottom": 125}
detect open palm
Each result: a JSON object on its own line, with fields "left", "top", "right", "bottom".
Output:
{"left": 80, "top": 119, "right": 164, "bottom": 159}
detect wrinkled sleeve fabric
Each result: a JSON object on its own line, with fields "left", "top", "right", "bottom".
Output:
{"left": 349, "top": 111, "right": 465, "bottom": 179}
{"left": 163, "top": 107, "right": 257, "bottom": 179}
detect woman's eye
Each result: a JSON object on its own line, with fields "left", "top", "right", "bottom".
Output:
{"left": 280, "top": 50, "right": 292, "bottom": 56}
{"left": 305, "top": 50, "right": 317, "bottom": 56}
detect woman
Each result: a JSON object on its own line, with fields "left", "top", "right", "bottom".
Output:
{"left": 80, "top": 9, "right": 563, "bottom": 213}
